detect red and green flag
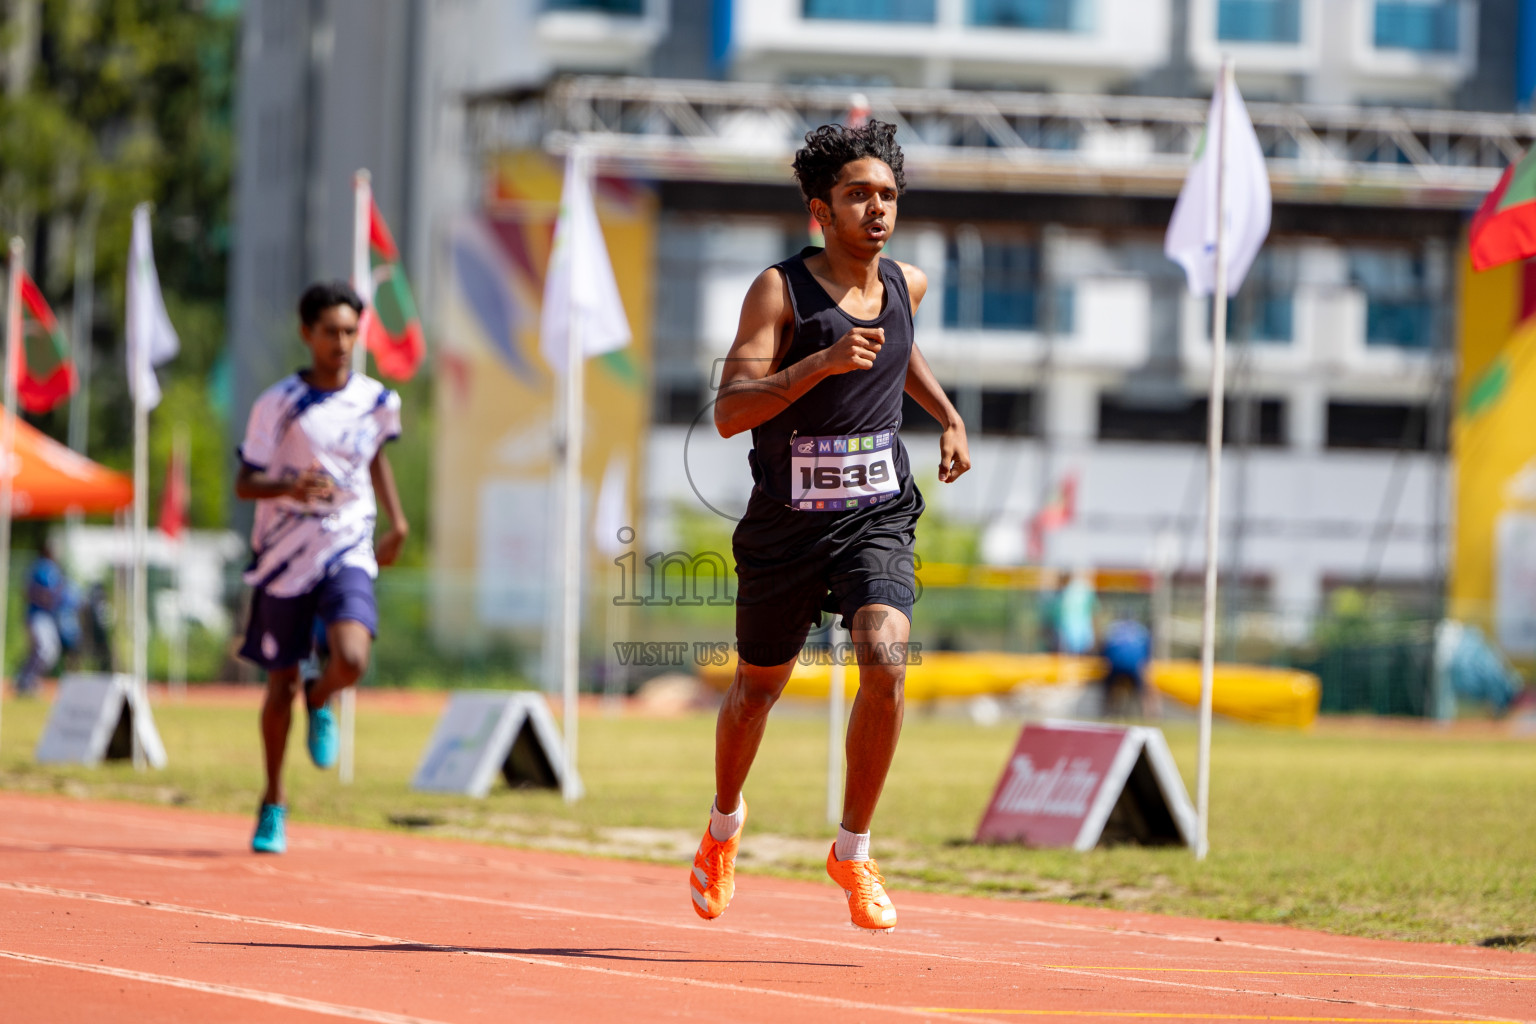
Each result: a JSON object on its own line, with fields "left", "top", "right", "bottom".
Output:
{"left": 12, "top": 270, "right": 77, "bottom": 413}
{"left": 1470, "top": 149, "right": 1536, "bottom": 272}
{"left": 357, "top": 197, "right": 425, "bottom": 380}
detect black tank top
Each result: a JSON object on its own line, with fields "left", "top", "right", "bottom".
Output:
{"left": 746, "top": 248, "right": 914, "bottom": 508}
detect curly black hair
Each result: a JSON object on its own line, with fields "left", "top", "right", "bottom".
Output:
{"left": 298, "top": 280, "right": 365, "bottom": 327}
{"left": 791, "top": 120, "right": 906, "bottom": 212}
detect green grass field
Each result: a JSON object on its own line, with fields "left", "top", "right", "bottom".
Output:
{"left": 2, "top": 694, "right": 1533, "bottom": 949}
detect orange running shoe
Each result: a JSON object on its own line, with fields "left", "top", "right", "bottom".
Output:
{"left": 826, "top": 843, "right": 898, "bottom": 932}
{"left": 689, "top": 799, "right": 746, "bottom": 920}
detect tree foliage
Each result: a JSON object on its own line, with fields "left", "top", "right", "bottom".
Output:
{"left": 1, "top": 0, "right": 237, "bottom": 530}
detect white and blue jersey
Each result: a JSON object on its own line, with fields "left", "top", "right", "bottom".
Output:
{"left": 238, "top": 372, "right": 401, "bottom": 599}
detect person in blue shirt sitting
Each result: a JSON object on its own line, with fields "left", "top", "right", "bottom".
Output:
{"left": 1100, "top": 615, "right": 1159, "bottom": 719}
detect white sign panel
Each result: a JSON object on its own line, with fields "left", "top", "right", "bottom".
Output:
{"left": 476, "top": 480, "right": 551, "bottom": 628}
{"left": 411, "top": 691, "right": 578, "bottom": 798}
{"left": 35, "top": 673, "right": 167, "bottom": 768}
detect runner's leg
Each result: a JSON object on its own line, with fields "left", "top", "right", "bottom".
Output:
{"left": 307, "top": 620, "right": 371, "bottom": 708}
{"left": 714, "top": 657, "right": 798, "bottom": 814}
{"left": 841, "top": 603, "right": 909, "bottom": 833}
{"left": 259, "top": 667, "right": 301, "bottom": 806}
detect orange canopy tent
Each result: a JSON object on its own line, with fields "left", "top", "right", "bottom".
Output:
{"left": 1, "top": 408, "right": 133, "bottom": 517}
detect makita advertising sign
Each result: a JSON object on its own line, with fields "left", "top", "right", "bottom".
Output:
{"left": 974, "top": 721, "right": 1195, "bottom": 851}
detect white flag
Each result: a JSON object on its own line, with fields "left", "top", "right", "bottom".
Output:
{"left": 1165, "top": 76, "right": 1271, "bottom": 297}
{"left": 126, "top": 204, "right": 180, "bottom": 409}
{"left": 539, "top": 148, "right": 631, "bottom": 375}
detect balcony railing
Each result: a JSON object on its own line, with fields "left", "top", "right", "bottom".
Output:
{"left": 803, "top": 0, "right": 937, "bottom": 21}
{"left": 1374, "top": 1, "right": 1460, "bottom": 54}
{"left": 1217, "top": 0, "right": 1302, "bottom": 44}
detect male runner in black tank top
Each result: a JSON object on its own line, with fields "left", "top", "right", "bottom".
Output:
{"left": 689, "top": 121, "right": 971, "bottom": 932}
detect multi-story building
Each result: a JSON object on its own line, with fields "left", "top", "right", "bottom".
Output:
{"left": 228, "top": 0, "right": 1536, "bottom": 644}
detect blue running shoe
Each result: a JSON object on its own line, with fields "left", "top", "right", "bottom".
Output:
{"left": 252, "top": 804, "right": 286, "bottom": 854}
{"left": 307, "top": 701, "right": 338, "bottom": 769}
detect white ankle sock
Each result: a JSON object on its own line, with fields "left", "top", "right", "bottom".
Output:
{"left": 709, "top": 797, "right": 744, "bottom": 841}
{"left": 835, "top": 825, "right": 871, "bottom": 862}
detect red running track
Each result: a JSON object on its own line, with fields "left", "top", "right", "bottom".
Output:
{"left": 0, "top": 791, "right": 1531, "bottom": 1024}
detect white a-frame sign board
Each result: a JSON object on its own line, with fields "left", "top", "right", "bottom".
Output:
{"left": 411, "top": 691, "right": 581, "bottom": 798}
{"left": 35, "top": 674, "right": 167, "bottom": 768}
{"left": 975, "top": 721, "right": 1195, "bottom": 851}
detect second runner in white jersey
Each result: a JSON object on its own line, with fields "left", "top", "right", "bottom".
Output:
{"left": 238, "top": 372, "right": 402, "bottom": 598}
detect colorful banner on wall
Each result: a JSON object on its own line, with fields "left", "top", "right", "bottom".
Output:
{"left": 1452, "top": 254, "right": 1536, "bottom": 652}
{"left": 431, "top": 151, "right": 653, "bottom": 645}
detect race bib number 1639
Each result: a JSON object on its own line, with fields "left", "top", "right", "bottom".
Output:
{"left": 791, "top": 430, "right": 899, "bottom": 511}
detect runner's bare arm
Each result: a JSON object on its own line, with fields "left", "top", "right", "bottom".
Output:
{"left": 899, "top": 266, "right": 971, "bottom": 484}
{"left": 370, "top": 449, "right": 409, "bottom": 567}
{"left": 714, "top": 268, "right": 889, "bottom": 438}
{"left": 898, "top": 262, "right": 929, "bottom": 315}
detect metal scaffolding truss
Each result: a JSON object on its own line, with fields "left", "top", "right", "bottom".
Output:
{"left": 469, "top": 75, "right": 1536, "bottom": 209}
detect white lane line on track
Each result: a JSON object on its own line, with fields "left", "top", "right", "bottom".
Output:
{"left": 0, "top": 883, "right": 1001, "bottom": 1024}
{"left": 24, "top": 800, "right": 1529, "bottom": 984}
{"left": 0, "top": 949, "right": 453, "bottom": 1024}
{"left": 5, "top": 881, "right": 1526, "bottom": 1024}
{"left": 14, "top": 799, "right": 1533, "bottom": 983}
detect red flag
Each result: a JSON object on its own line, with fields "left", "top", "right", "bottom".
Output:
{"left": 359, "top": 199, "right": 426, "bottom": 380}
{"left": 1470, "top": 149, "right": 1536, "bottom": 272}
{"left": 1027, "top": 473, "right": 1078, "bottom": 561}
{"left": 158, "top": 447, "right": 188, "bottom": 539}
{"left": 13, "top": 270, "right": 77, "bottom": 414}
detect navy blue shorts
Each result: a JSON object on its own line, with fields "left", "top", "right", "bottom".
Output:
{"left": 239, "top": 566, "right": 378, "bottom": 671}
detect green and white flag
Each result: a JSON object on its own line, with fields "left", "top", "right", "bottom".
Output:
{"left": 1165, "top": 76, "right": 1271, "bottom": 297}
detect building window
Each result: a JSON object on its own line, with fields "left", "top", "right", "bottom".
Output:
{"left": 968, "top": 0, "right": 1091, "bottom": 31}
{"left": 803, "top": 0, "right": 937, "bottom": 22}
{"left": 1210, "top": 250, "right": 1295, "bottom": 344}
{"left": 980, "top": 389, "right": 1037, "bottom": 436}
{"left": 544, "top": 0, "right": 645, "bottom": 12}
{"left": 1374, "top": 1, "right": 1459, "bottom": 53}
{"left": 1098, "top": 395, "right": 1285, "bottom": 445}
{"left": 1349, "top": 247, "right": 1442, "bottom": 351}
{"left": 943, "top": 234, "right": 1072, "bottom": 331}
{"left": 1326, "top": 402, "right": 1429, "bottom": 450}
{"left": 1217, "top": 0, "right": 1302, "bottom": 44}
{"left": 656, "top": 381, "right": 705, "bottom": 426}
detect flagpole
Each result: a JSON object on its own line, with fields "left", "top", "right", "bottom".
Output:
{"left": 339, "top": 169, "right": 372, "bottom": 787}
{"left": 132, "top": 222, "right": 151, "bottom": 770}
{"left": 168, "top": 423, "right": 189, "bottom": 699}
{"left": 559, "top": 147, "right": 592, "bottom": 804}
{"left": 560, "top": 288, "right": 585, "bottom": 804}
{"left": 1196, "top": 59, "right": 1234, "bottom": 862}
{"left": 0, "top": 238, "right": 23, "bottom": 753}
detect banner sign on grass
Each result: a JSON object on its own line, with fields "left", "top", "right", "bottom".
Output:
{"left": 411, "top": 691, "right": 579, "bottom": 798}
{"left": 35, "top": 674, "right": 166, "bottom": 768}
{"left": 974, "top": 720, "right": 1194, "bottom": 851}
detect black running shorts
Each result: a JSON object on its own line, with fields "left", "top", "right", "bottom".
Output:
{"left": 732, "top": 476, "right": 923, "bottom": 668}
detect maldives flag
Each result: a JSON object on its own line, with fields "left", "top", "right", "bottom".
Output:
{"left": 356, "top": 197, "right": 425, "bottom": 380}
{"left": 14, "top": 270, "right": 77, "bottom": 414}
{"left": 1471, "top": 149, "right": 1536, "bottom": 272}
